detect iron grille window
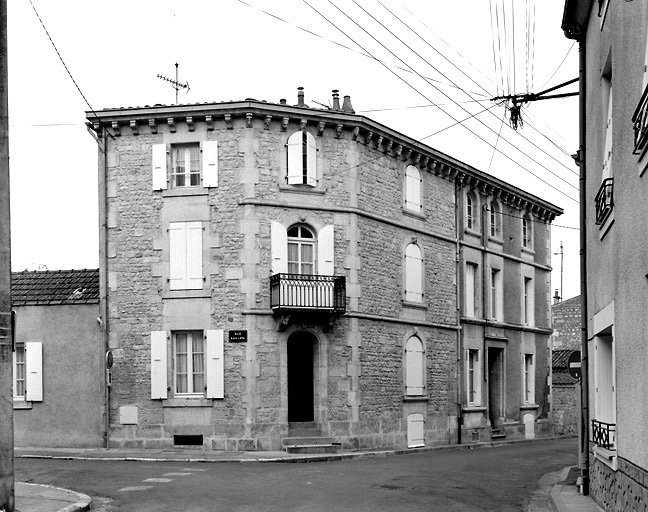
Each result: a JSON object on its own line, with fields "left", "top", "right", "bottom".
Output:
{"left": 595, "top": 178, "right": 614, "bottom": 225}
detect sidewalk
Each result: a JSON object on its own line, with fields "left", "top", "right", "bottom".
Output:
{"left": 548, "top": 466, "right": 606, "bottom": 512}
{"left": 15, "top": 482, "right": 91, "bottom": 512}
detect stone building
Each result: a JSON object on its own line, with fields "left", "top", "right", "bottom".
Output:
{"left": 562, "top": 0, "right": 648, "bottom": 508}
{"left": 86, "top": 89, "right": 561, "bottom": 452}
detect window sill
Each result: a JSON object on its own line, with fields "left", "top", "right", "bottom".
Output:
{"left": 162, "top": 289, "right": 211, "bottom": 300}
{"left": 487, "top": 236, "right": 503, "bottom": 246}
{"left": 402, "top": 300, "right": 427, "bottom": 310}
{"left": 462, "top": 406, "right": 486, "bottom": 413}
{"left": 402, "top": 208, "right": 425, "bottom": 220}
{"left": 278, "top": 184, "right": 326, "bottom": 195}
{"left": 520, "top": 403, "right": 539, "bottom": 411}
{"left": 593, "top": 445, "right": 617, "bottom": 471}
{"left": 162, "top": 188, "right": 210, "bottom": 198}
{"left": 521, "top": 246, "right": 535, "bottom": 256}
{"left": 163, "top": 397, "right": 214, "bottom": 407}
{"left": 403, "top": 395, "right": 430, "bottom": 402}
{"left": 13, "top": 400, "right": 33, "bottom": 410}
{"left": 463, "top": 227, "right": 481, "bottom": 237}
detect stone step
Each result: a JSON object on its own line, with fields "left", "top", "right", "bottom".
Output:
{"left": 286, "top": 429, "right": 321, "bottom": 437}
{"left": 282, "top": 436, "right": 335, "bottom": 447}
{"left": 284, "top": 443, "right": 341, "bottom": 455}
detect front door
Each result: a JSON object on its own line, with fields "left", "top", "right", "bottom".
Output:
{"left": 487, "top": 347, "right": 504, "bottom": 429}
{"left": 287, "top": 333, "right": 314, "bottom": 422}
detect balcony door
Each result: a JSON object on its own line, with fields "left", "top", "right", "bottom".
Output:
{"left": 487, "top": 347, "right": 505, "bottom": 430}
{"left": 288, "top": 332, "right": 315, "bottom": 423}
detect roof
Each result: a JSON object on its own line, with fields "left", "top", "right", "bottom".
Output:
{"left": 553, "top": 369, "right": 578, "bottom": 385}
{"left": 553, "top": 349, "right": 576, "bottom": 368}
{"left": 12, "top": 269, "right": 99, "bottom": 306}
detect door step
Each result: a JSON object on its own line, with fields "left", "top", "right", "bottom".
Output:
{"left": 491, "top": 427, "right": 507, "bottom": 439}
{"left": 282, "top": 435, "right": 341, "bottom": 454}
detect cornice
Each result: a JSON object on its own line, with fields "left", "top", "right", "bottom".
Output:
{"left": 86, "top": 100, "right": 563, "bottom": 221}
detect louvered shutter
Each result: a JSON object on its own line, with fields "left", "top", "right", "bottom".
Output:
{"left": 465, "top": 263, "right": 475, "bottom": 316}
{"left": 407, "top": 413, "right": 425, "bottom": 448}
{"left": 305, "top": 132, "right": 317, "bottom": 186}
{"left": 202, "top": 140, "right": 218, "bottom": 187}
{"left": 405, "top": 165, "right": 422, "bottom": 213}
{"left": 205, "top": 330, "right": 224, "bottom": 399}
{"left": 270, "top": 221, "right": 287, "bottom": 274}
{"left": 152, "top": 144, "right": 168, "bottom": 190}
{"left": 287, "top": 132, "right": 303, "bottom": 184}
{"left": 317, "top": 225, "right": 334, "bottom": 276}
{"left": 405, "top": 337, "right": 424, "bottom": 395}
{"left": 150, "top": 331, "right": 168, "bottom": 399}
{"left": 186, "top": 221, "right": 204, "bottom": 290}
{"left": 169, "top": 223, "right": 187, "bottom": 289}
{"left": 405, "top": 244, "right": 423, "bottom": 302}
{"left": 25, "top": 342, "right": 43, "bottom": 402}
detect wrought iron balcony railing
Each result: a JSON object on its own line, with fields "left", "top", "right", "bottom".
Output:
{"left": 591, "top": 419, "right": 616, "bottom": 450}
{"left": 270, "top": 273, "right": 346, "bottom": 314}
{"left": 633, "top": 84, "right": 648, "bottom": 155}
{"left": 595, "top": 178, "right": 614, "bottom": 226}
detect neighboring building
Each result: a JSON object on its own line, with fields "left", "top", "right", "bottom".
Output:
{"left": 11, "top": 269, "right": 103, "bottom": 447}
{"left": 86, "top": 88, "right": 561, "bottom": 451}
{"left": 562, "top": 1, "right": 648, "bottom": 509}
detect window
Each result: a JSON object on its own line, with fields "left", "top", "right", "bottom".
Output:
{"left": 174, "top": 331, "right": 204, "bottom": 395}
{"left": 466, "top": 193, "right": 475, "bottom": 230}
{"left": 467, "top": 349, "right": 481, "bottom": 405}
{"left": 602, "top": 75, "right": 613, "bottom": 181}
{"left": 287, "top": 131, "right": 317, "bottom": 186}
{"left": 13, "top": 342, "right": 42, "bottom": 402}
{"left": 490, "top": 268, "right": 503, "bottom": 321}
{"left": 151, "top": 141, "right": 218, "bottom": 191}
{"left": 523, "top": 354, "right": 535, "bottom": 404}
{"left": 404, "top": 243, "right": 424, "bottom": 303}
{"left": 404, "top": 165, "right": 422, "bottom": 213}
{"left": 464, "top": 262, "right": 479, "bottom": 317}
{"left": 593, "top": 332, "right": 616, "bottom": 449}
{"left": 522, "top": 215, "right": 533, "bottom": 249}
{"left": 523, "top": 277, "right": 534, "bottom": 325}
{"left": 405, "top": 336, "right": 424, "bottom": 396}
{"left": 169, "top": 221, "right": 203, "bottom": 290}
{"left": 151, "top": 330, "right": 224, "bottom": 399}
{"left": 287, "top": 225, "right": 315, "bottom": 275}
{"left": 489, "top": 201, "right": 501, "bottom": 238}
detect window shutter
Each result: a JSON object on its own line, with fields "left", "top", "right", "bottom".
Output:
{"left": 405, "top": 165, "right": 422, "bottom": 212}
{"left": 405, "top": 337, "right": 424, "bottom": 395}
{"left": 602, "top": 89, "right": 613, "bottom": 179}
{"left": 305, "top": 132, "right": 317, "bottom": 186}
{"left": 405, "top": 244, "right": 423, "bottom": 302}
{"left": 465, "top": 263, "right": 475, "bottom": 316}
{"left": 270, "top": 221, "right": 288, "bottom": 274}
{"left": 407, "top": 413, "right": 425, "bottom": 448}
{"left": 205, "top": 330, "right": 224, "bottom": 399}
{"left": 151, "top": 331, "right": 168, "bottom": 399}
{"left": 25, "top": 341, "right": 43, "bottom": 402}
{"left": 201, "top": 141, "right": 219, "bottom": 187}
{"left": 317, "top": 225, "right": 334, "bottom": 276}
{"left": 152, "top": 144, "right": 168, "bottom": 191}
{"left": 186, "top": 221, "right": 204, "bottom": 290}
{"left": 287, "top": 132, "right": 303, "bottom": 184}
{"left": 169, "top": 222, "right": 187, "bottom": 289}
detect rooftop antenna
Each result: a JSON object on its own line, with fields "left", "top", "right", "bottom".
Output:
{"left": 157, "top": 62, "right": 190, "bottom": 104}
{"left": 553, "top": 241, "right": 564, "bottom": 301}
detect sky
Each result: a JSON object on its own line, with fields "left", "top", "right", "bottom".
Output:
{"left": 7, "top": 0, "right": 580, "bottom": 300}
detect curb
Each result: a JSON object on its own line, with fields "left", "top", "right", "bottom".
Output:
{"left": 18, "top": 482, "right": 91, "bottom": 512}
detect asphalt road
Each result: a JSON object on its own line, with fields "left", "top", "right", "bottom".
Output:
{"left": 15, "top": 438, "right": 577, "bottom": 511}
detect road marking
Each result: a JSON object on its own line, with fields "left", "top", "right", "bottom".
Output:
{"left": 143, "top": 478, "right": 173, "bottom": 483}
{"left": 118, "top": 486, "right": 154, "bottom": 492}
{"left": 163, "top": 472, "right": 192, "bottom": 477}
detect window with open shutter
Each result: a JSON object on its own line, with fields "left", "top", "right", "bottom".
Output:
{"left": 317, "top": 225, "right": 334, "bottom": 276}
{"left": 169, "top": 221, "right": 203, "bottom": 290}
{"left": 205, "top": 330, "right": 224, "bottom": 399}
{"left": 287, "top": 131, "right": 316, "bottom": 186}
{"left": 201, "top": 140, "right": 219, "bottom": 187}
{"left": 152, "top": 144, "right": 168, "bottom": 191}
{"left": 151, "top": 331, "right": 168, "bottom": 399}
{"left": 405, "top": 336, "right": 424, "bottom": 396}
{"left": 404, "top": 243, "right": 423, "bottom": 303}
{"left": 25, "top": 341, "right": 43, "bottom": 402}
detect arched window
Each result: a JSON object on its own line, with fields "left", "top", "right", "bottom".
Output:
{"left": 287, "top": 131, "right": 317, "bottom": 186}
{"left": 522, "top": 215, "right": 533, "bottom": 249}
{"left": 404, "top": 165, "right": 422, "bottom": 213}
{"left": 404, "top": 243, "right": 424, "bottom": 303}
{"left": 466, "top": 193, "right": 476, "bottom": 230}
{"left": 287, "top": 225, "right": 315, "bottom": 275}
{"left": 405, "top": 336, "right": 424, "bottom": 396}
{"left": 489, "top": 201, "right": 501, "bottom": 238}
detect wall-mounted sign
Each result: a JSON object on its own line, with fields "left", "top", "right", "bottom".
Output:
{"left": 229, "top": 330, "right": 248, "bottom": 343}
{"left": 568, "top": 350, "right": 581, "bottom": 380}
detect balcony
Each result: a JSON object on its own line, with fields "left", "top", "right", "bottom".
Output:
{"left": 633, "top": 83, "right": 648, "bottom": 155}
{"left": 591, "top": 419, "right": 616, "bottom": 450}
{"left": 595, "top": 178, "right": 613, "bottom": 226}
{"left": 270, "top": 273, "right": 346, "bottom": 314}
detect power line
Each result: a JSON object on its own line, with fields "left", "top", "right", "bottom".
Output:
{"left": 486, "top": 206, "right": 579, "bottom": 230}
{"left": 336, "top": 1, "right": 578, "bottom": 201}
{"left": 539, "top": 41, "right": 575, "bottom": 90}
{"left": 488, "top": 112, "right": 506, "bottom": 173}
{"left": 357, "top": 98, "right": 492, "bottom": 113}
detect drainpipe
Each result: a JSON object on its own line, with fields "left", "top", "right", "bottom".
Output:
{"left": 455, "top": 180, "right": 463, "bottom": 445}
{"left": 577, "top": 38, "right": 590, "bottom": 496}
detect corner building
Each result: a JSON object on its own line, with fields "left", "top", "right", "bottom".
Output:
{"left": 87, "top": 90, "right": 561, "bottom": 451}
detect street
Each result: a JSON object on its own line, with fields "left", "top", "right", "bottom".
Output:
{"left": 15, "top": 438, "right": 577, "bottom": 511}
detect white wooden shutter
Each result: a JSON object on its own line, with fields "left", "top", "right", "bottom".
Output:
{"left": 407, "top": 413, "right": 425, "bottom": 448}
{"left": 186, "top": 221, "right": 204, "bottom": 290}
{"left": 305, "top": 132, "right": 317, "bottom": 186}
{"left": 405, "top": 244, "right": 423, "bottom": 302}
{"left": 317, "top": 225, "right": 334, "bottom": 276}
{"left": 201, "top": 140, "right": 218, "bottom": 187}
{"left": 205, "top": 330, "right": 224, "bottom": 399}
{"left": 602, "top": 88, "right": 613, "bottom": 179}
{"left": 270, "top": 221, "right": 287, "bottom": 274}
{"left": 405, "top": 336, "right": 424, "bottom": 395}
{"left": 152, "top": 144, "right": 168, "bottom": 191}
{"left": 287, "top": 132, "right": 303, "bottom": 184}
{"left": 169, "top": 222, "right": 187, "bottom": 289}
{"left": 151, "top": 331, "right": 168, "bottom": 399}
{"left": 465, "top": 263, "right": 475, "bottom": 316}
{"left": 405, "top": 165, "right": 422, "bottom": 212}
{"left": 25, "top": 341, "right": 43, "bottom": 402}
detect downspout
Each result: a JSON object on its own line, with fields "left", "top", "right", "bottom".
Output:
{"left": 577, "top": 38, "right": 590, "bottom": 496}
{"left": 455, "top": 180, "right": 462, "bottom": 444}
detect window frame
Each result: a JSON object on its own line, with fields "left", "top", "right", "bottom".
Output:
{"left": 523, "top": 276, "right": 534, "bottom": 325}
{"left": 522, "top": 215, "right": 533, "bottom": 250}
{"left": 169, "top": 221, "right": 204, "bottom": 291}
{"left": 467, "top": 349, "right": 481, "bottom": 405}
{"left": 173, "top": 330, "right": 206, "bottom": 397}
{"left": 404, "top": 165, "right": 423, "bottom": 214}
{"left": 523, "top": 353, "right": 535, "bottom": 404}
{"left": 287, "top": 224, "right": 316, "bottom": 275}
{"left": 171, "top": 144, "right": 201, "bottom": 188}
{"left": 489, "top": 201, "right": 501, "bottom": 238}
{"left": 490, "top": 268, "right": 503, "bottom": 321}
{"left": 287, "top": 131, "right": 317, "bottom": 186}
{"left": 404, "top": 335, "right": 425, "bottom": 396}
{"left": 466, "top": 193, "right": 475, "bottom": 230}
{"left": 13, "top": 343, "right": 25, "bottom": 400}
{"left": 464, "top": 262, "right": 479, "bottom": 317}
{"left": 404, "top": 242, "right": 424, "bottom": 303}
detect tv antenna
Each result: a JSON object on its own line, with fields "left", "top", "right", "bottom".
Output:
{"left": 157, "top": 63, "right": 190, "bottom": 104}
{"left": 553, "top": 241, "right": 564, "bottom": 301}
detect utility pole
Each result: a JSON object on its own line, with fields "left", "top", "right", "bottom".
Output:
{"left": 554, "top": 241, "right": 564, "bottom": 301}
{"left": 0, "top": 0, "right": 14, "bottom": 509}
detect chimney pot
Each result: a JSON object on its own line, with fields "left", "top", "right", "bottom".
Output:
{"left": 280, "top": 98, "right": 287, "bottom": 105}
{"left": 297, "top": 87, "right": 305, "bottom": 107}
{"left": 342, "top": 95, "right": 355, "bottom": 114}
{"left": 332, "top": 89, "right": 340, "bottom": 111}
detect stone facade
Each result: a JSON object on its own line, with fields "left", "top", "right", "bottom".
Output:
{"left": 87, "top": 91, "right": 561, "bottom": 451}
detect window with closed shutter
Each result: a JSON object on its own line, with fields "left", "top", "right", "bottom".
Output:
{"left": 405, "top": 165, "right": 422, "bottom": 213}
{"left": 405, "top": 336, "right": 424, "bottom": 396}
{"left": 169, "top": 221, "right": 203, "bottom": 290}
{"left": 404, "top": 243, "right": 424, "bottom": 303}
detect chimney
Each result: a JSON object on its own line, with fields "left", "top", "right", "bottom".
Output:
{"left": 332, "top": 90, "right": 340, "bottom": 111}
{"left": 553, "top": 289, "right": 561, "bottom": 304}
{"left": 341, "top": 95, "right": 355, "bottom": 114}
{"left": 280, "top": 98, "right": 287, "bottom": 105}
{"left": 297, "top": 87, "right": 305, "bottom": 107}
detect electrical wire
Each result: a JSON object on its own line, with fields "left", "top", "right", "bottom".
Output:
{"left": 488, "top": 0, "right": 502, "bottom": 96}
{"left": 488, "top": 112, "right": 507, "bottom": 173}
{"left": 539, "top": 41, "right": 576, "bottom": 90}
{"left": 486, "top": 206, "right": 579, "bottom": 231}
{"left": 357, "top": 98, "right": 492, "bottom": 113}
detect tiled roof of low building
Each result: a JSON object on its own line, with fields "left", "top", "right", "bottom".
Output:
{"left": 11, "top": 269, "right": 99, "bottom": 306}
{"left": 552, "top": 349, "right": 576, "bottom": 369}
